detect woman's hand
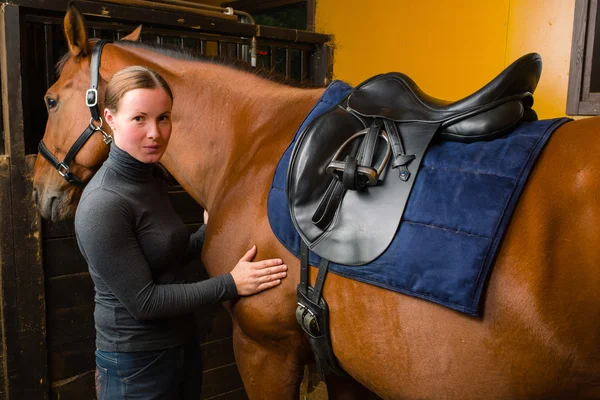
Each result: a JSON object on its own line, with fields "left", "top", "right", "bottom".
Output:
{"left": 203, "top": 209, "right": 209, "bottom": 224}
{"left": 230, "top": 245, "right": 287, "bottom": 296}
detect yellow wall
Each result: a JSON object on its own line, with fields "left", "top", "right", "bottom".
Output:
{"left": 315, "top": 0, "right": 576, "bottom": 119}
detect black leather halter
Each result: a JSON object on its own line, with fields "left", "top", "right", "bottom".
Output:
{"left": 38, "top": 40, "right": 113, "bottom": 189}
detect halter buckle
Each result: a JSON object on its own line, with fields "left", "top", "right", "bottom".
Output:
{"left": 102, "top": 132, "right": 113, "bottom": 145}
{"left": 86, "top": 89, "right": 98, "bottom": 107}
{"left": 89, "top": 117, "right": 103, "bottom": 130}
{"left": 57, "top": 162, "right": 70, "bottom": 177}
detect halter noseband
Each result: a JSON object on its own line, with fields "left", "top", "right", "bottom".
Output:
{"left": 38, "top": 40, "right": 113, "bottom": 189}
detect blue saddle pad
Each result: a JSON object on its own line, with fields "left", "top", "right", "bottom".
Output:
{"left": 267, "top": 80, "right": 570, "bottom": 316}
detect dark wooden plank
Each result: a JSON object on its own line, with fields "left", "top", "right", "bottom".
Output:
{"left": 201, "top": 337, "right": 236, "bottom": 371}
{"left": 13, "top": 0, "right": 256, "bottom": 37}
{"left": 170, "top": 190, "right": 204, "bottom": 224}
{"left": 223, "top": 0, "right": 306, "bottom": 13}
{"left": 44, "top": 237, "right": 88, "bottom": 277}
{"left": 257, "top": 25, "right": 330, "bottom": 45}
{"left": 204, "top": 387, "right": 248, "bottom": 400}
{"left": 42, "top": 219, "right": 76, "bottom": 240}
{"left": 49, "top": 370, "right": 95, "bottom": 400}
{"left": 0, "top": 353, "right": 4, "bottom": 400}
{"left": 46, "top": 273, "right": 94, "bottom": 311}
{"left": 48, "top": 339, "right": 95, "bottom": 383}
{"left": 201, "top": 363, "right": 244, "bottom": 399}
{"left": 0, "top": 5, "right": 48, "bottom": 398}
{"left": 196, "top": 304, "right": 234, "bottom": 342}
{"left": 47, "top": 305, "right": 96, "bottom": 349}
{"left": 0, "top": 156, "right": 14, "bottom": 399}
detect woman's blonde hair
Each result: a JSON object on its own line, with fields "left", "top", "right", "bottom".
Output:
{"left": 104, "top": 66, "right": 173, "bottom": 112}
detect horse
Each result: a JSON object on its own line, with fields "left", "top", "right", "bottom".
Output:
{"left": 32, "top": 5, "right": 600, "bottom": 399}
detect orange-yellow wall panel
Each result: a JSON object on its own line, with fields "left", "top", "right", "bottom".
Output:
{"left": 316, "top": 0, "right": 576, "bottom": 118}
{"left": 505, "top": 0, "right": 576, "bottom": 118}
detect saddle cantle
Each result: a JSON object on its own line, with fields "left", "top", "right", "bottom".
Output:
{"left": 287, "top": 53, "right": 542, "bottom": 266}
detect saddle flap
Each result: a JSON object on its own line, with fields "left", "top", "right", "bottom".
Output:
{"left": 288, "top": 105, "right": 438, "bottom": 265}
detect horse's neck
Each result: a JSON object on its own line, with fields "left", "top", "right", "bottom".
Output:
{"left": 160, "top": 64, "right": 324, "bottom": 211}
{"left": 102, "top": 44, "right": 323, "bottom": 210}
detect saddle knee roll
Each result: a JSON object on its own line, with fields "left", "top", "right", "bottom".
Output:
{"left": 441, "top": 100, "right": 528, "bottom": 143}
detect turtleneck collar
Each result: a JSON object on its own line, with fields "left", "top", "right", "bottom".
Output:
{"left": 104, "top": 144, "right": 155, "bottom": 183}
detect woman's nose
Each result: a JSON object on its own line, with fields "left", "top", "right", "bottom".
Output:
{"left": 146, "top": 123, "right": 159, "bottom": 138}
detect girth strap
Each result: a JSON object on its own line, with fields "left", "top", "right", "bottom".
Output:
{"left": 296, "top": 241, "right": 347, "bottom": 378}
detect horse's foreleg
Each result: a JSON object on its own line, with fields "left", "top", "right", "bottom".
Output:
{"left": 232, "top": 321, "right": 308, "bottom": 399}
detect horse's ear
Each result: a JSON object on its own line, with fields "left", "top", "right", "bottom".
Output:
{"left": 64, "top": 2, "right": 90, "bottom": 59}
{"left": 122, "top": 25, "right": 142, "bottom": 42}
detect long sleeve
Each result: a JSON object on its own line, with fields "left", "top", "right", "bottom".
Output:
{"left": 186, "top": 224, "right": 206, "bottom": 259}
{"left": 75, "top": 189, "right": 238, "bottom": 321}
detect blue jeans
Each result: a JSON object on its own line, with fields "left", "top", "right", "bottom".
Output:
{"left": 95, "top": 342, "right": 203, "bottom": 400}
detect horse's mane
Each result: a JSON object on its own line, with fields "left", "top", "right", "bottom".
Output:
{"left": 55, "top": 39, "right": 324, "bottom": 89}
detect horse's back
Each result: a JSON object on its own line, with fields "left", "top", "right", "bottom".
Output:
{"left": 324, "top": 117, "right": 600, "bottom": 399}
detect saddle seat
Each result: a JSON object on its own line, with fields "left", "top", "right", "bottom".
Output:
{"left": 348, "top": 53, "right": 541, "bottom": 142}
{"left": 287, "top": 53, "right": 542, "bottom": 266}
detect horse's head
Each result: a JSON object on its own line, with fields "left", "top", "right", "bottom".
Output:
{"left": 32, "top": 4, "right": 141, "bottom": 221}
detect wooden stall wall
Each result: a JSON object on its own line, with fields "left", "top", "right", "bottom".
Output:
{"left": 315, "top": 0, "right": 577, "bottom": 119}
{"left": 1, "top": 4, "right": 47, "bottom": 399}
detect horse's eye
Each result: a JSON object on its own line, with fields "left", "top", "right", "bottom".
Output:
{"left": 46, "top": 97, "right": 57, "bottom": 110}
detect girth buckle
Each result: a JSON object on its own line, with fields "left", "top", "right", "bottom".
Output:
{"left": 296, "top": 303, "right": 321, "bottom": 337}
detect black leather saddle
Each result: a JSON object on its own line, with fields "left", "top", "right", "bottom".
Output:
{"left": 287, "top": 53, "right": 542, "bottom": 265}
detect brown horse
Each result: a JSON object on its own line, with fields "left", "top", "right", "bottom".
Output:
{"left": 33, "top": 5, "right": 600, "bottom": 399}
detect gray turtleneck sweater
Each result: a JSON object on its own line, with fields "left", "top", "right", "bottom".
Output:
{"left": 75, "top": 145, "right": 237, "bottom": 352}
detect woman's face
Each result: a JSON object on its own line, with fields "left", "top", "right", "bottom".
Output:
{"left": 104, "top": 87, "right": 173, "bottom": 164}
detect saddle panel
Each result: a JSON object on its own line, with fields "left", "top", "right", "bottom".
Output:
{"left": 347, "top": 53, "right": 541, "bottom": 138}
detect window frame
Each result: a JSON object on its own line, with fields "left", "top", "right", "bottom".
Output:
{"left": 567, "top": 0, "right": 600, "bottom": 115}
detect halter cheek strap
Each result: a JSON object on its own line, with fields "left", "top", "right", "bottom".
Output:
{"left": 38, "top": 40, "right": 113, "bottom": 189}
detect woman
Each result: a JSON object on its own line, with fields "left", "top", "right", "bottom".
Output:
{"left": 74, "top": 66, "right": 288, "bottom": 399}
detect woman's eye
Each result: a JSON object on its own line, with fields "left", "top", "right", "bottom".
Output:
{"left": 159, "top": 115, "right": 170, "bottom": 122}
{"left": 133, "top": 116, "right": 143, "bottom": 122}
{"left": 46, "top": 97, "right": 57, "bottom": 110}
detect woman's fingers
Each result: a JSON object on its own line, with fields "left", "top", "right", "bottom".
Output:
{"left": 255, "top": 264, "right": 287, "bottom": 277}
{"left": 239, "top": 245, "right": 257, "bottom": 262}
{"left": 258, "top": 270, "right": 287, "bottom": 283}
{"left": 258, "top": 258, "right": 284, "bottom": 268}
{"left": 256, "top": 279, "right": 282, "bottom": 292}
